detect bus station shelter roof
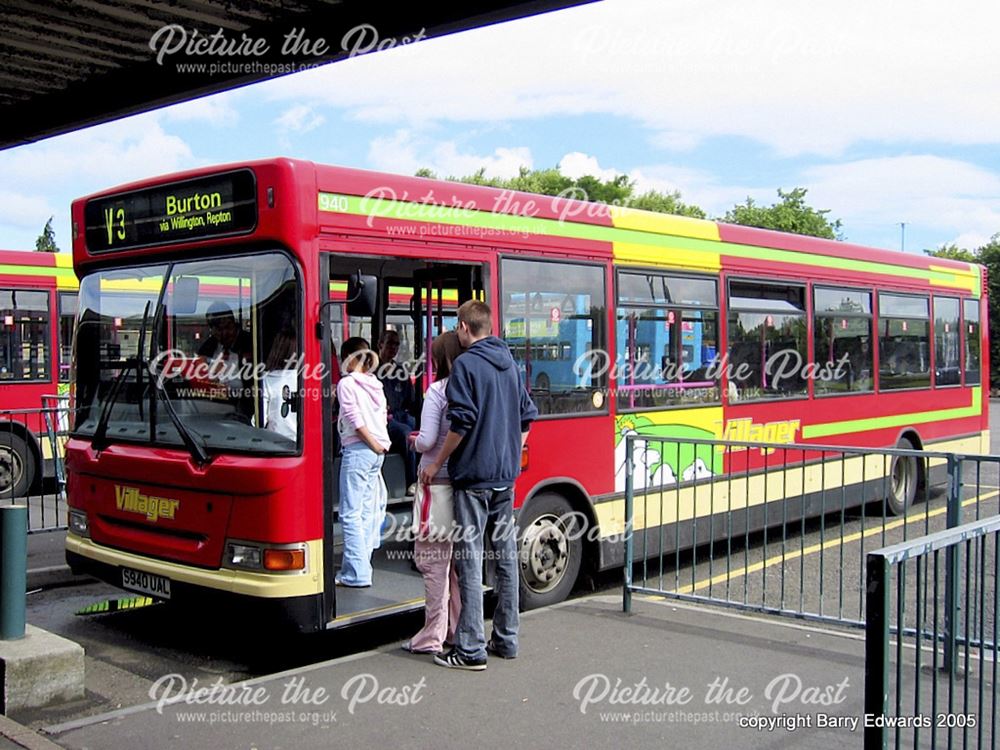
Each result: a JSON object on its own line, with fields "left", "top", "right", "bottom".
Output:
{"left": 0, "top": 0, "right": 594, "bottom": 151}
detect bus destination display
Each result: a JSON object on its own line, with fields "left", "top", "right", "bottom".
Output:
{"left": 84, "top": 170, "right": 257, "bottom": 252}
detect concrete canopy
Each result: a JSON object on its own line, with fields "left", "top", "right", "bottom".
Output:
{"left": 0, "top": 0, "right": 595, "bottom": 150}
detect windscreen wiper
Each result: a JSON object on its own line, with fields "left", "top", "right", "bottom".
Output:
{"left": 92, "top": 301, "right": 151, "bottom": 451}
{"left": 144, "top": 278, "right": 209, "bottom": 467}
{"left": 150, "top": 373, "right": 209, "bottom": 466}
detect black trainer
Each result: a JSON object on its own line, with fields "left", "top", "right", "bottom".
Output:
{"left": 433, "top": 648, "right": 487, "bottom": 671}
{"left": 486, "top": 639, "right": 517, "bottom": 659}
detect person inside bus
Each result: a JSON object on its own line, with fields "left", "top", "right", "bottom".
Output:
{"left": 377, "top": 329, "right": 418, "bottom": 493}
{"left": 336, "top": 337, "right": 391, "bottom": 588}
{"left": 402, "top": 330, "right": 464, "bottom": 655}
{"left": 260, "top": 327, "right": 298, "bottom": 441}
{"left": 198, "top": 301, "right": 252, "bottom": 380}
{"left": 196, "top": 301, "right": 254, "bottom": 416}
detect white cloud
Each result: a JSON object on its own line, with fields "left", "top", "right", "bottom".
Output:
{"left": 802, "top": 156, "right": 1000, "bottom": 248}
{"left": 256, "top": 0, "right": 1000, "bottom": 156}
{"left": 0, "top": 115, "right": 195, "bottom": 252}
{"left": 0, "top": 115, "right": 193, "bottom": 190}
{"left": 554, "top": 151, "right": 766, "bottom": 216}
{"left": 0, "top": 191, "right": 56, "bottom": 232}
{"left": 558, "top": 152, "right": 619, "bottom": 182}
{"left": 275, "top": 104, "right": 326, "bottom": 134}
{"left": 951, "top": 231, "right": 994, "bottom": 250}
{"left": 367, "top": 130, "right": 532, "bottom": 179}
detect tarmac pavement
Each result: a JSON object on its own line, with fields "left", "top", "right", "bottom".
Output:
{"left": 27, "top": 595, "right": 868, "bottom": 750}
{"left": 25, "top": 531, "right": 82, "bottom": 591}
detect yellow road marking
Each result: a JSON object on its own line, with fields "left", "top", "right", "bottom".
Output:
{"left": 670, "top": 490, "right": 1000, "bottom": 594}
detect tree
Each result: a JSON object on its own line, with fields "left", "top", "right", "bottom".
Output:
{"left": 926, "top": 243, "right": 977, "bottom": 263}
{"left": 722, "top": 188, "right": 844, "bottom": 240}
{"left": 34, "top": 217, "right": 59, "bottom": 252}
{"left": 418, "top": 166, "right": 707, "bottom": 219}
{"left": 927, "top": 234, "right": 1000, "bottom": 390}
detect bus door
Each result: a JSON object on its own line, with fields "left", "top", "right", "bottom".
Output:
{"left": 322, "top": 255, "right": 485, "bottom": 626}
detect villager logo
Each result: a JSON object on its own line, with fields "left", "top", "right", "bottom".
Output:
{"left": 114, "top": 485, "right": 180, "bottom": 522}
{"left": 722, "top": 418, "right": 801, "bottom": 455}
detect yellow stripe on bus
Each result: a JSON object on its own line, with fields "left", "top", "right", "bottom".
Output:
{"left": 671, "top": 489, "right": 1000, "bottom": 595}
{"left": 613, "top": 241, "right": 721, "bottom": 272}
{"left": 609, "top": 207, "right": 721, "bottom": 242}
{"left": 927, "top": 264, "right": 980, "bottom": 295}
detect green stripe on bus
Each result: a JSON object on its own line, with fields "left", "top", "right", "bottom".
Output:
{"left": 802, "top": 387, "right": 982, "bottom": 439}
{"left": 319, "top": 192, "right": 978, "bottom": 295}
{"left": 0, "top": 264, "right": 78, "bottom": 282}
{"left": 323, "top": 192, "right": 616, "bottom": 244}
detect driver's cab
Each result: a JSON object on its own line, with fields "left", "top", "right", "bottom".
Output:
{"left": 322, "top": 254, "right": 486, "bottom": 625}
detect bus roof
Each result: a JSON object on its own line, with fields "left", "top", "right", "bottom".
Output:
{"left": 0, "top": 249, "right": 77, "bottom": 289}
{"left": 71, "top": 157, "right": 982, "bottom": 295}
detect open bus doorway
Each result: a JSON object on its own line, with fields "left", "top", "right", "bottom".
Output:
{"left": 322, "top": 255, "right": 486, "bottom": 625}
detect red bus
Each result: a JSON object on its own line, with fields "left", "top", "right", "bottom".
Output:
{"left": 0, "top": 250, "right": 78, "bottom": 497}
{"left": 65, "top": 159, "right": 988, "bottom": 631}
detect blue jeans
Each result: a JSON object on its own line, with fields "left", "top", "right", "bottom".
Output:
{"left": 338, "top": 442, "right": 385, "bottom": 586}
{"left": 453, "top": 487, "right": 519, "bottom": 660}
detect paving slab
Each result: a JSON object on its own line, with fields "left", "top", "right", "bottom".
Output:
{"left": 43, "top": 595, "right": 869, "bottom": 750}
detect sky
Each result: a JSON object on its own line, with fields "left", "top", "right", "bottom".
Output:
{"left": 2, "top": 0, "right": 999, "bottom": 256}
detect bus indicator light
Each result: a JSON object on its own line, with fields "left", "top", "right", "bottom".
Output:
{"left": 264, "top": 548, "right": 306, "bottom": 571}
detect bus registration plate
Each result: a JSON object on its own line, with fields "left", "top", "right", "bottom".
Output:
{"left": 121, "top": 568, "right": 172, "bottom": 599}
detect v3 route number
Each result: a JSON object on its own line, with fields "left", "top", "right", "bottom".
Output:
{"left": 104, "top": 206, "right": 126, "bottom": 245}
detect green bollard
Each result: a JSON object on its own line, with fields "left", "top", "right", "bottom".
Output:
{"left": 0, "top": 504, "right": 27, "bottom": 640}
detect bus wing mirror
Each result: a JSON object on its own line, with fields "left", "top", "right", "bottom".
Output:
{"left": 346, "top": 273, "right": 377, "bottom": 318}
{"left": 172, "top": 276, "right": 200, "bottom": 315}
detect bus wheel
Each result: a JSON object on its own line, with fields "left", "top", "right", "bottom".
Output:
{"left": 534, "top": 372, "right": 550, "bottom": 391}
{"left": 0, "top": 432, "right": 35, "bottom": 499}
{"left": 887, "top": 437, "right": 918, "bottom": 516}
{"left": 517, "top": 493, "right": 583, "bottom": 609}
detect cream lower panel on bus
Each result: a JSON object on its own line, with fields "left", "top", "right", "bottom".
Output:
{"left": 66, "top": 535, "right": 324, "bottom": 598}
{"left": 595, "top": 432, "right": 986, "bottom": 539}
{"left": 922, "top": 432, "right": 991, "bottom": 471}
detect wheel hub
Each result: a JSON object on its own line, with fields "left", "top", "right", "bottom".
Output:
{"left": 520, "top": 514, "right": 569, "bottom": 593}
{"left": 0, "top": 445, "right": 21, "bottom": 492}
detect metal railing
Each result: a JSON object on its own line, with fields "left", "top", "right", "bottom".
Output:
{"left": 0, "top": 397, "right": 71, "bottom": 533}
{"left": 866, "top": 516, "right": 999, "bottom": 749}
{"left": 622, "top": 435, "right": 999, "bottom": 629}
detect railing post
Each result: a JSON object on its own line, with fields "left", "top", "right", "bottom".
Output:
{"left": 42, "top": 400, "right": 65, "bottom": 490}
{"left": 944, "top": 454, "right": 962, "bottom": 674}
{"left": 864, "top": 551, "right": 890, "bottom": 750}
{"left": 623, "top": 434, "right": 634, "bottom": 614}
{"left": 0, "top": 504, "right": 28, "bottom": 640}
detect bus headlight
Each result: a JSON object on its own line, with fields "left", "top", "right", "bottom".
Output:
{"left": 225, "top": 542, "right": 262, "bottom": 570}
{"left": 224, "top": 540, "right": 307, "bottom": 573}
{"left": 69, "top": 510, "right": 89, "bottom": 537}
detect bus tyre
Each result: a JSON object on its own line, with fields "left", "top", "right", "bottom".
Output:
{"left": 0, "top": 432, "right": 35, "bottom": 499}
{"left": 887, "top": 437, "right": 918, "bottom": 516}
{"left": 517, "top": 493, "right": 583, "bottom": 610}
